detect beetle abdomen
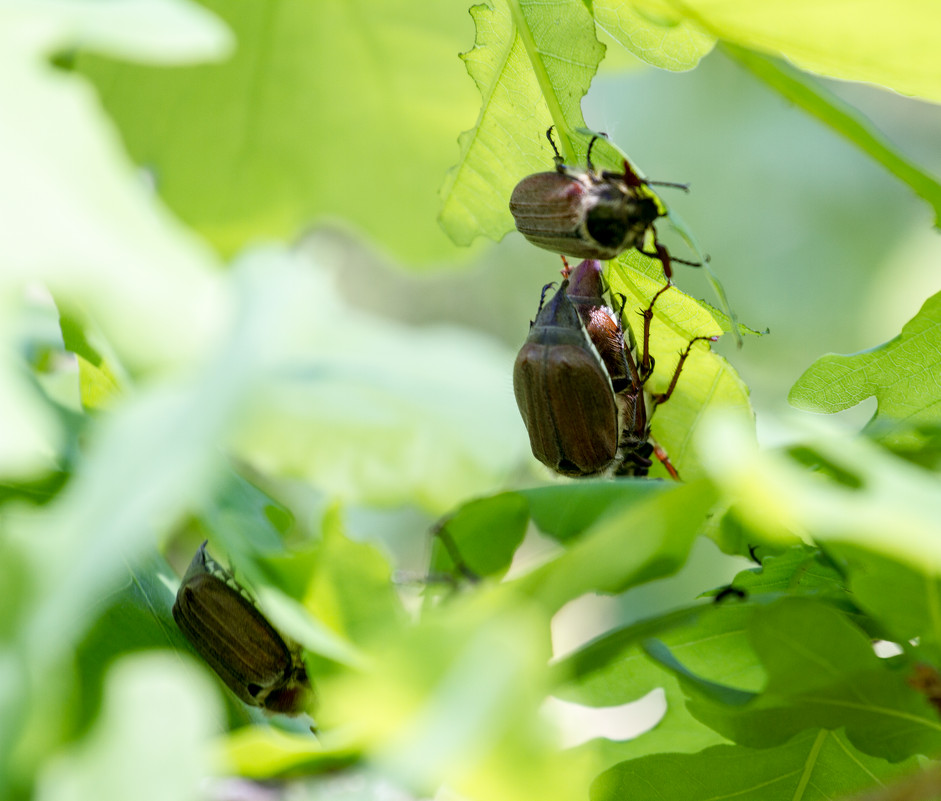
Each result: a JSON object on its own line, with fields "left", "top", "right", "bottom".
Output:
{"left": 514, "top": 342, "right": 619, "bottom": 476}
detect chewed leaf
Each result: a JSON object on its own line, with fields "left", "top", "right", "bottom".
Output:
{"left": 789, "top": 290, "right": 941, "bottom": 447}
{"left": 593, "top": 0, "right": 715, "bottom": 71}
{"left": 439, "top": 0, "right": 605, "bottom": 246}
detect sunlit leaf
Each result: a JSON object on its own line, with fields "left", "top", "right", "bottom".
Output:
{"left": 439, "top": 0, "right": 605, "bottom": 246}
{"left": 77, "top": 0, "right": 478, "bottom": 263}
{"left": 790, "top": 291, "right": 941, "bottom": 449}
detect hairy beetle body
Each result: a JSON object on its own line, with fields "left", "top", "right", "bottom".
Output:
{"left": 173, "top": 542, "right": 312, "bottom": 716}
{"left": 513, "top": 280, "right": 620, "bottom": 477}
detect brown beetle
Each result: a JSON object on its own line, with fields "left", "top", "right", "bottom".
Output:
{"left": 509, "top": 129, "right": 695, "bottom": 278}
{"left": 172, "top": 542, "right": 312, "bottom": 716}
{"left": 564, "top": 257, "right": 716, "bottom": 479}
{"left": 513, "top": 279, "right": 620, "bottom": 477}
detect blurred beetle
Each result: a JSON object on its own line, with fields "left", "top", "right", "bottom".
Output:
{"left": 173, "top": 541, "right": 312, "bottom": 716}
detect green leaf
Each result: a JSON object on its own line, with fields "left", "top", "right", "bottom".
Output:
{"left": 430, "top": 492, "right": 530, "bottom": 580}
{"left": 429, "top": 482, "right": 673, "bottom": 582}
{"left": 591, "top": 728, "right": 918, "bottom": 801}
{"left": 608, "top": 262, "right": 754, "bottom": 480}
{"left": 71, "top": 551, "right": 192, "bottom": 733}
{"left": 789, "top": 291, "right": 941, "bottom": 448}
{"left": 320, "top": 593, "right": 594, "bottom": 801}
{"left": 225, "top": 250, "right": 528, "bottom": 513}
{"left": 34, "top": 654, "right": 221, "bottom": 801}
{"left": 571, "top": 680, "right": 728, "bottom": 773}
{"left": 653, "top": 0, "right": 941, "bottom": 103}
{"left": 517, "top": 479, "right": 718, "bottom": 613}
{"left": 829, "top": 544, "right": 941, "bottom": 651}
{"left": 720, "top": 546, "right": 854, "bottom": 611}
{"left": 659, "top": 599, "right": 941, "bottom": 761}
{"left": 76, "top": 0, "right": 478, "bottom": 263}
{"left": 302, "top": 509, "right": 406, "bottom": 647}
{"left": 593, "top": 0, "right": 715, "bottom": 71}
{"left": 439, "top": 0, "right": 605, "bottom": 246}
{"left": 220, "top": 726, "right": 359, "bottom": 779}
{"left": 699, "top": 416, "right": 941, "bottom": 574}
{"left": 525, "top": 480, "right": 670, "bottom": 543}
{"left": 556, "top": 602, "right": 764, "bottom": 707}
{"left": 725, "top": 45, "right": 941, "bottom": 229}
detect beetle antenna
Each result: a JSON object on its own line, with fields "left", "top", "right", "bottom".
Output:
{"left": 586, "top": 136, "right": 599, "bottom": 172}
{"left": 645, "top": 179, "right": 691, "bottom": 193}
{"left": 545, "top": 126, "right": 563, "bottom": 168}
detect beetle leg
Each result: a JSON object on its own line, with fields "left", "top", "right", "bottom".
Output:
{"left": 559, "top": 255, "right": 571, "bottom": 279}
{"left": 638, "top": 282, "right": 672, "bottom": 376}
{"left": 650, "top": 335, "right": 719, "bottom": 406}
{"left": 648, "top": 435, "right": 681, "bottom": 481}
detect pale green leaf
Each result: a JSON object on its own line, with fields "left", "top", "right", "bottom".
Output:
{"left": 439, "top": 0, "right": 605, "bottom": 245}
{"left": 789, "top": 291, "right": 941, "bottom": 448}
{"left": 76, "top": 0, "right": 478, "bottom": 262}
{"left": 593, "top": 0, "right": 715, "bottom": 71}
{"left": 34, "top": 654, "right": 221, "bottom": 801}
{"left": 650, "top": 0, "right": 941, "bottom": 102}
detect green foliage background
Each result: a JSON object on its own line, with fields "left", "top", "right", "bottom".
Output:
{"left": 3, "top": 1, "right": 941, "bottom": 800}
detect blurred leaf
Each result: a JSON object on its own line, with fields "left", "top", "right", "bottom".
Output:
{"left": 572, "top": 681, "right": 727, "bottom": 773}
{"left": 789, "top": 291, "right": 941, "bottom": 448}
{"left": 608, "top": 262, "right": 754, "bottom": 480}
{"left": 220, "top": 726, "right": 359, "bottom": 779}
{"left": 76, "top": 0, "right": 477, "bottom": 263}
{"left": 593, "top": 0, "right": 715, "bottom": 71}
{"left": 58, "top": 312, "right": 122, "bottom": 410}
{"left": 321, "top": 591, "right": 595, "bottom": 801}
{"left": 725, "top": 45, "right": 941, "bottom": 228}
{"left": 3, "top": 0, "right": 233, "bottom": 64}
{"left": 650, "top": 0, "right": 941, "bottom": 103}
{"left": 699, "top": 416, "right": 941, "bottom": 573}
{"left": 302, "top": 509, "right": 406, "bottom": 645}
{"left": 0, "top": 6, "right": 227, "bottom": 375}
{"left": 34, "top": 654, "right": 221, "bottom": 801}
{"left": 71, "top": 551, "right": 188, "bottom": 733}
{"left": 517, "top": 479, "right": 718, "bottom": 613}
{"left": 657, "top": 598, "right": 941, "bottom": 761}
{"left": 226, "top": 251, "right": 527, "bottom": 513}
{"left": 828, "top": 544, "right": 941, "bottom": 651}
{"left": 438, "top": 0, "right": 605, "bottom": 246}
{"left": 430, "top": 492, "right": 530, "bottom": 580}
{"left": 524, "top": 480, "right": 670, "bottom": 543}
{"left": 557, "top": 601, "right": 764, "bottom": 708}
{"left": 591, "top": 728, "right": 918, "bottom": 801}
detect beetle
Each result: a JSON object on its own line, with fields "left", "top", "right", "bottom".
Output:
{"left": 563, "top": 257, "right": 716, "bottom": 479}
{"left": 509, "top": 128, "right": 696, "bottom": 278}
{"left": 172, "top": 541, "right": 312, "bottom": 716}
{"left": 513, "top": 278, "right": 620, "bottom": 477}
